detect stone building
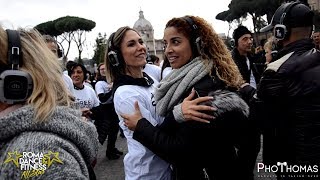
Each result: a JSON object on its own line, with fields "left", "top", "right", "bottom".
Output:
{"left": 133, "top": 10, "right": 164, "bottom": 60}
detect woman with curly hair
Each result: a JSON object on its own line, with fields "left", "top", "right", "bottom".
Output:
{"left": 122, "top": 16, "right": 257, "bottom": 179}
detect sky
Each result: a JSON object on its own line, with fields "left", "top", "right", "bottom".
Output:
{"left": 1, "top": 0, "right": 239, "bottom": 60}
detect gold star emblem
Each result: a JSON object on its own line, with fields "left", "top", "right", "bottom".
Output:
{"left": 43, "top": 151, "right": 63, "bottom": 168}
{"left": 4, "top": 151, "right": 22, "bottom": 167}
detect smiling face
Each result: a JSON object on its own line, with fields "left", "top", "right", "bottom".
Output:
{"left": 163, "top": 27, "right": 193, "bottom": 69}
{"left": 71, "top": 66, "right": 85, "bottom": 88}
{"left": 120, "top": 30, "right": 147, "bottom": 69}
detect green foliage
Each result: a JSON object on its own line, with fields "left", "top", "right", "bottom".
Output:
{"left": 34, "top": 21, "right": 61, "bottom": 36}
{"left": 35, "top": 16, "right": 96, "bottom": 60}
{"left": 92, "top": 33, "right": 107, "bottom": 64}
{"left": 216, "top": 10, "right": 240, "bottom": 22}
{"left": 54, "top": 16, "right": 96, "bottom": 33}
{"left": 216, "top": 0, "right": 281, "bottom": 46}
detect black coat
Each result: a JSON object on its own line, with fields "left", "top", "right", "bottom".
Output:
{"left": 256, "top": 39, "right": 320, "bottom": 165}
{"left": 231, "top": 48, "right": 262, "bottom": 84}
{"left": 133, "top": 75, "right": 258, "bottom": 180}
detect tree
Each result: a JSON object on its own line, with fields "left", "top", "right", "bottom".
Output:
{"left": 216, "top": 10, "right": 243, "bottom": 37}
{"left": 92, "top": 33, "right": 107, "bottom": 65}
{"left": 35, "top": 16, "right": 96, "bottom": 62}
{"left": 216, "top": 0, "right": 281, "bottom": 45}
{"left": 35, "top": 21, "right": 61, "bottom": 37}
{"left": 55, "top": 16, "right": 96, "bottom": 61}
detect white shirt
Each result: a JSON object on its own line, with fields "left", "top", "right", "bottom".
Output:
{"left": 246, "top": 57, "right": 257, "bottom": 89}
{"left": 73, "top": 85, "right": 100, "bottom": 109}
{"left": 62, "top": 74, "right": 75, "bottom": 96}
{"left": 95, "top": 81, "right": 111, "bottom": 95}
{"left": 162, "top": 67, "right": 173, "bottom": 79}
{"left": 143, "top": 64, "right": 161, "bottom": 82}
{"left": 113, "top": 79, "right": 172, "bottom": 180}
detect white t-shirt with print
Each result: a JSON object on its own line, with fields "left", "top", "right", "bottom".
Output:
{"left": 113, "top": 78, "right": 171, "bottom": 180}
{"left": 73, "top": 85, "right": 100, "bottom": 109}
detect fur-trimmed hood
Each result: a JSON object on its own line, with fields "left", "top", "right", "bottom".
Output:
{"left": 208, "top": 90, "right": 249, "bottom": 118}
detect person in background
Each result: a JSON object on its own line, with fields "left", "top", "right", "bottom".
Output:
{"left": 64, "top": 60, "right": 77, "bottom": 75}
{"left": 69, "top": 63, "right": 99, "bottom": 107}
{"left": 95, "top": 63, "right": 112, "bottom": 95}
{"left": 43, "top": 35, "right": 75, "bottom": 97}
{"left": 0, "top": 28, "right": 98, "bottom": 179}
{"left": 312, "top": 29, "right": 320, "bottom": 49}
{"left": 232, "top": 26, "right": 261, "bottom": 89}
{"left": 242, "top": 2, "right": 320, "bottom": 179}
{"left": 263, "top": 36, "right": 278, "bottom": 64}
{"left": 68, "top": 63, "right": 100, "bottom": 119}
{"left": 148, "top": 54, "right": 162, "bottom": 66}
{"left": 94, "top": 63, "right": 123, "bottom": 160}
{"left": 121, "top": 16, "right": 259, "bottom": 180}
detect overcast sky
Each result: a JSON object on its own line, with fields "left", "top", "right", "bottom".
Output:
{"left": 1, "top": 0, "right": 236, "bottom": 60}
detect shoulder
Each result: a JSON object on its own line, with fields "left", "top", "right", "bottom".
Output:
{"left": 95, "top": 81, "right": 107, "bottom": 86}
{"left": 62, "top": 74, "right": 72, "bottom": 82}
{"left": 114, "top": 85, "right": 144, "bottom": 101}
{"left": 266, "top": 52, "right": 294, "bottom": 73}
{"left": 83, "top": 85, "right": 96, "bottom": 93}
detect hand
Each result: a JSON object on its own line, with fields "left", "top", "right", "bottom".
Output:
{"left": 181, "top": 89, "right": 216, "bottom": 123}
{"left": 121, "top": 101, "right": 143, "bottom": 131}
{"left": 81, "top": 108, "right": 92, "bottom": 118}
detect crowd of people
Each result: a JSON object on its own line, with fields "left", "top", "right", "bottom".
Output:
{"left": 1, "top": 1, "right": 320, "bottom": 180}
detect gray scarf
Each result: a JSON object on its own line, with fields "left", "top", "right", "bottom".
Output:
{"left": 155, "top": 57, "right": 213, "bottom": 116}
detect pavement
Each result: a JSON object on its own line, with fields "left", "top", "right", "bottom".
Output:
{"left": 94, "top": 134, "right": 276, "bottom": 180}
{"left": 94, "top": 135, "right": 127, "bottom": 180}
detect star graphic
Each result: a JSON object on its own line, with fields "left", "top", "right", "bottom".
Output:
{"left": 43, "top": 151, "right": 63, "bottom": 168}
{"left": 4, "top": 151, "right": 22, "bottom": 167}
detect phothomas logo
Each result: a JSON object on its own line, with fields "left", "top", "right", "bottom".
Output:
{"left": 257, "top": 162, "right": 319, "bottom": 178}
{"left": 4, "top": 151, "right": 63, "bottom": 179}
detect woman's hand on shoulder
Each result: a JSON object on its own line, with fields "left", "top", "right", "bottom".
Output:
{"left": 181, "top": 88, "right": 216, "bottom": 123}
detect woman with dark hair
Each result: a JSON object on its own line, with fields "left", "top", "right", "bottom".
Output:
{"left": 121, "top": 16, "right": 258, "bottom": 180}
{"left": 104, "top": 26, "right": 175, "bottom": 179}
{"left": 68, "top": 63, "right": 100, "bottom": 111}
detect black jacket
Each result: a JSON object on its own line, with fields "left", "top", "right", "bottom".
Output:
{"left": 231, "top": 48, "right": 262, "bottom": 84}
{"left": 133, "top": 74, "right": 257, "bottom": 180}
{"left": 256, "top": 39, "right": 320, "bottom": 165}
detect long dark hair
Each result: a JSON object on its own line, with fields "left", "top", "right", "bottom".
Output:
{"left": 104, "top": 26, "right": 140, "bottom": 83}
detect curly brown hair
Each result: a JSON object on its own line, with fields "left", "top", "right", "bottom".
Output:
{"left": 164, "top": 16, "right": 244, "bottom": 89}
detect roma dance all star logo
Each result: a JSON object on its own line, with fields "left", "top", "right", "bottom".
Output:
{"left": 4, "top": 151, "right": 63, "bottom": 179}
